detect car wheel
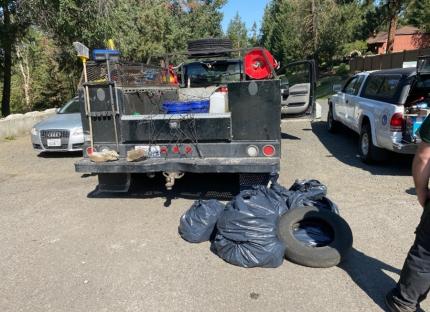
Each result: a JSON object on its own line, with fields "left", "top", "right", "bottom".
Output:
{"left": 359, "top": 124, "right": 387, "bottom": 164}
{"left": 278, "top": 206, "right": 353, "bottom": 268}
{"left": 327, "top": 105, "right": 340, "bottom": 133}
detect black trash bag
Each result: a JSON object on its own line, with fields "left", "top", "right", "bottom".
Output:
{"left": 269, "top": 181, "right": 293, "bottom": 215}
{"left": 287, "top": 179, "right": 327, "bottom": 209}
{"left": 293, "top": 219, "right": 335, "bottom": 247}
{"left": 211, "top": 186, "right": 286, "bottom": 268}
{"left": 179, "top": 200, "right": 225, "bottom": 243}
{"left": 211, "top": 233, "right": 286, "bottom": 268}
{"left": 270, "top": 179, "right": 338, "bottom": 214}
{"left": 303, "top": 196, "right": 339, "bottom": 214}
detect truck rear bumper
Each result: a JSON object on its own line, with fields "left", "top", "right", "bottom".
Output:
{"left": 392, "top": 142, "right": 418, "bottom": 154}
{"left": 75, "top": 157, "right": 280, "bottom": 174}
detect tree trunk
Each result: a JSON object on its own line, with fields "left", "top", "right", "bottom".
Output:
{"left": 386, "top": 0, "right": 400, "bottom": 54}
{"left": 16, "top": 46, "right": 32, "bottom": 111}
{"left": 1, "top": 1, "right": 12, "bottom": 117}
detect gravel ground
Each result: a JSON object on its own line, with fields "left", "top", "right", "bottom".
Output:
{"left": 0, "top": 100, "right": 426, "bottom": 312}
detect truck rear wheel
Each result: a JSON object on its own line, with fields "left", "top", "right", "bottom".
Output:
{"left": 97, "top": 173, "right": 131, "bottom": 193}
{"left": 359, "top": 124, "right": 387, "bottom": 164}
{"left": 327, "top": 105, "right": 340, "bottom": 133}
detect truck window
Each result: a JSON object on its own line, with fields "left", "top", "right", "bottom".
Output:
{"left": 354, "top": 75, "right": 365, "bottom": 94}
{"left": 284, "top": 63, "right": 310, "bottom": 85}
{"left": 184, "top": 60, "right": 241, "bottom": 87}
{"left": 362, "top": 75, "right": 402, "bottom": 102}
{"left": 344, "top": 77, "right": 359, "bottom": 95}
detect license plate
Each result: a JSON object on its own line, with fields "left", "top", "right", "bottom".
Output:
{"left": 47, "top": 138, "right": 62, "bottom": 147}
{"left": 135, "top": 145, "right": 160, "bottom": 157}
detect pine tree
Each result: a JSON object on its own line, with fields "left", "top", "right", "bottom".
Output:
{"left": 227, "top": 12, "right": 248, "bottom": 49}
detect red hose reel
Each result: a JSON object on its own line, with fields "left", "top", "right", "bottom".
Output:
{"left": 244, "top": 48, "right": 279, "bottom": 80}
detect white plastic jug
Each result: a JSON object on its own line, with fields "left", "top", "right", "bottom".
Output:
{"left": 209, "top": 92, "right": 228, "bottom": 113}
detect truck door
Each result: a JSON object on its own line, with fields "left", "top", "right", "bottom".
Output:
{"left": 344, "top": 75, "right": 365, "bottom": 130}
{"left": 280, "top": 60, "right": 317, "bottom": 117}
{"left": 335, "top": 75, "right": 359, "bottom": 126}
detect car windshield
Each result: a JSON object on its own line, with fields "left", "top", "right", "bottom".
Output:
{"left": 58, "top": 98, "right": 80, "bottom": 114}
{"left": 184, "top": 60, "right": 241, "bottom": 87}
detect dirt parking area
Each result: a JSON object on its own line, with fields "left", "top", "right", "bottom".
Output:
{"left": 0, "top": 101, "right": 426, "bottom": 312}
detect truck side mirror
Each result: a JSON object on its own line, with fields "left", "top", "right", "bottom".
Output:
{"left": 332, "top": 84, "right": 342, "bottom": 93}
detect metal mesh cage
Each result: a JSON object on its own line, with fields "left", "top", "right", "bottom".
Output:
{"left": 80, "top": 62, "right": 174, "bottom": 88}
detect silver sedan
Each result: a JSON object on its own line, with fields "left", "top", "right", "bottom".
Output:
{"left": 31, "top": 97, "right": 85, "bottom": 152}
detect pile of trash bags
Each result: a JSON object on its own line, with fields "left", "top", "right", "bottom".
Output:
{"left": 178, "top": 178, "right": 343, "bottom": 268}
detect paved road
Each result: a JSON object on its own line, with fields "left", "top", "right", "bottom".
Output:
{"left": 0, "top": 101, "right": 426, "bottom": 312}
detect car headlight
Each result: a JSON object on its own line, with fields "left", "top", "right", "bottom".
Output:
{"left": 72, "top": 128, "right": 84, "bottom": 136}
{"left": 31, "top": 127, "right": 38, "bottom": 136}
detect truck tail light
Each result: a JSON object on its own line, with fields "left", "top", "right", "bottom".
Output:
{"left": 172, "top": 145, "right": 180, "bottom": 154}
{"left": 246, "top": 145, "right": 259, "bottom": 157}
{"left": 390, "top": 113, "right": 404, "bottom": 132}
{"left": 262, "top": 145, "right": 275, "bottom": 157}
{"left": 184, "top": 145, "right": 193, "bottom": 154}
{"left": 216, "top": 86, "right": 228, "bottom": 93}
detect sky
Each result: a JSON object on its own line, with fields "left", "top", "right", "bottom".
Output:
{"left": 221, "top": 0, "right": 271, "bottom": 34}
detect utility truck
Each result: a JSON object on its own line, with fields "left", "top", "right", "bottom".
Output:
{"left": 74, "top": 39, "right": 316, "bottom": 191}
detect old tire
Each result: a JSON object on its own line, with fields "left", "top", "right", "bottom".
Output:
{"left": 278, "top": 206, "right": 353, "bottom": 268}
{"left": 327, "top": 105, "right": 340, "bottom": 133}
{"left": 359, "top": 123, "right": 387, "bottom": 164}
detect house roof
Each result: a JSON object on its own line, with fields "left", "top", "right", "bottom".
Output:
{"left": 367, "top": 26, "right": 423, "bottom": 44}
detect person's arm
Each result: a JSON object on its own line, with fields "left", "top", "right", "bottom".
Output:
{"left": 412, "top": 141, "right": 430, "bottom": 207}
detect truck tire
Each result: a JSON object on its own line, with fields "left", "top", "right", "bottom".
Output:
{"left": 359, "top": 123, "right": 387, "bottom": 164}
{"left": 278, "top": 206, "right": 353, "bottom": 268}
{"left": 187, "top": 38, "right": 232, "bottom": 52}
{"left": 97, "top": 173, "right": 131, "bottom": 193}
{"left": 327, "top": 104, "right": 340, "bottom": 133}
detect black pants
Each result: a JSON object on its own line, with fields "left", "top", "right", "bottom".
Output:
{"left": 394, "top": 202, "right": 430, "bottom": 309}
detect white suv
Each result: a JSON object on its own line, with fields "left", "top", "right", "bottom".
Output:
{"left": 328, "top": 62, "right": 430, "bottom": 163}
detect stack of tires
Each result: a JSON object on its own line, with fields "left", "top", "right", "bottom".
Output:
{"left": 187, "top": 38, "right": 233, "bottom": 58}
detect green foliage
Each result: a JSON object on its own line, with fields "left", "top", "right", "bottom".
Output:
{"left": 262, "top": 0, "right": 364, "bottom": 67}
{"left": 248, "top": 22, "right": 259, "bottom": 47}
{"left": 10, "top": 27, "right": 71, "bottom": 113}
{"left": 335, "top": 63, "right": 349, "bottom": 75}
{"left": 405, "top": 0, "right": 430, "bottom": 32}
{"left": 316, "top": 74, "right": 345, "bottom": 99}
{"left": 4, "top": 0, "right": 226, "bottom": 114}
{"left": 342, "top": 40, "right": 368, "bottom": 57}
{"left": 227, "top": 12, "right": 248, "bottom": 49}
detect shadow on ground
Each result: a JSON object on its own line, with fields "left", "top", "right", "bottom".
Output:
{"left": 339, "top": 248, "right": 401, "bottom": 310}
{"left": 311, "top": 121, "right": 413, "bottom": 176}
{"left": 87, "top": 173, "right": 240, "bottom": 206}
{"left": 281, "top": 132, "right": 301, "bottom": 140}
{"left": 37, "top": 151, "right": 83, "bottom": 158}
